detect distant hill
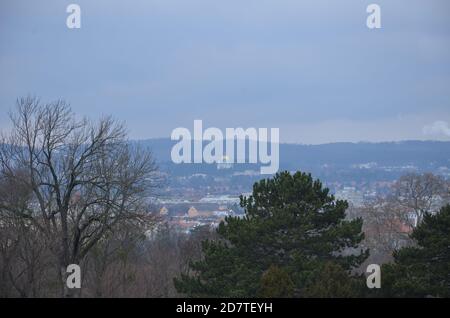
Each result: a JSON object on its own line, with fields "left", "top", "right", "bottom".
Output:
{"left": 130, "top": 139, "right": 450, "bottom": 187}
{"left": 136, "top": 138, "right": 450, "bottom": 166}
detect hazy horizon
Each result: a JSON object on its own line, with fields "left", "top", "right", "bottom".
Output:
{"left": 133, "top": 136, "right": 450, "bottom": 146}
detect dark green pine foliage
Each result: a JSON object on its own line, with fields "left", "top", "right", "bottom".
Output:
{"left": 174, "top": 171, "right": 368, "bottom": 297}
{"left": 381, "top": 205, "right": 450, "bottom": 297}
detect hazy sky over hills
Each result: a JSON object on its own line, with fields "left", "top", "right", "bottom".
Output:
{"left": 1, "top": 0, "right": 449, "bottom": 144}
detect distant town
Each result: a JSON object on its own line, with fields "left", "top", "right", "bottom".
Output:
{"left": 149, "top": 141, "right": 450, "bottom": 234}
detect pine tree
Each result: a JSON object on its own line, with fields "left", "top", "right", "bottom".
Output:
{"left": 381, "top": 205, "right": 450, "bottom": 297}
{"left": 259, "top": 265, "right": 295, "bottom": 297}
{"left": 174, "top": 171, "right": 368, "bottom": 297}
{"left": 303, "top": 262, "right": 364, "bottom": 298}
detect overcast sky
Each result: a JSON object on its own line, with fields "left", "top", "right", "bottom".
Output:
{"left": 1, "top": 0, "right": 449, "bottom": 144}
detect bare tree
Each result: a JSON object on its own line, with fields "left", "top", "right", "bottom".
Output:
{"left": 354, "top": 172, "right": 449, "bottom": 267}
{"left": 82, "top": 220, "right": 150, "bottom": 297}
{"left": 0, "top": 167, "right": 58, "bottom": 297}
{"left": 0, "top": 97, "right": 159, "bottom": 297}
{"left": 357, "top": 198, "right": 412, "bottom": 265}
{"left": 391, "top": 172, "right": 448, "bottom": 225}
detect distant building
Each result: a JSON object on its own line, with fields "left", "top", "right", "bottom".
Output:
{"left": 213, "top": 211, "right": 229, "bottom": 218}
{"left": 217, "top": 155, "right": 233, "bottom": 170}
{"left": 232, "top": 170, "right": 259, "bottom": 176}
{"left": 199, "top": 194, "right": 240, "bottom": 204}
{"left": 159, "top": 206, "right": 169, "bottom": 216}
{"left": 335, "top": 187, "right": 364, "bottom": 207}
{"left": 187, "top": 206, "right": 216, "bottom": 218}
{"left": 188, "top": 206, "right": 200, "bottom": 218}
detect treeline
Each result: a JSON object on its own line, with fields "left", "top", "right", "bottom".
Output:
{"left": 1, "top": 97, "right": 449, "bottom": 297}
